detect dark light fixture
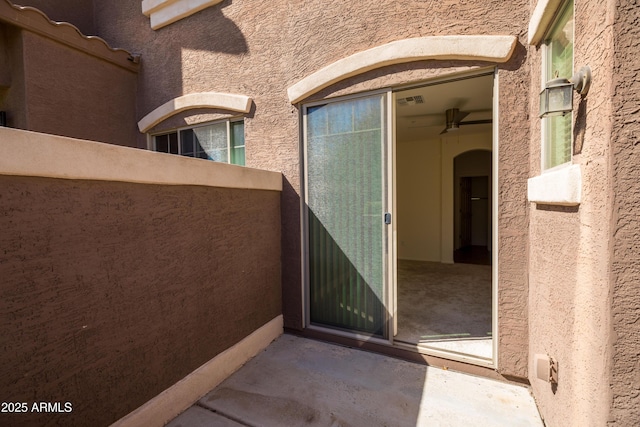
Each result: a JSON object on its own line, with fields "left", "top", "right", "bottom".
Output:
{"left": 539, "top": 66, "right": 591, "bottom": 118}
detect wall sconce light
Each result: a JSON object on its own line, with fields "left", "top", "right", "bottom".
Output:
{"left": 539, "top": 66, "right": 591, "bottom": 118}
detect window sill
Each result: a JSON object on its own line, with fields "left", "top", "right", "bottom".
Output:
{"left": 527, "top": 163, "right": 581, "bottom": 206}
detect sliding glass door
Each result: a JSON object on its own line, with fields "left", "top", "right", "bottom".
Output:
{"left": 304, "top": 93, "right": 390, "bottom": 337}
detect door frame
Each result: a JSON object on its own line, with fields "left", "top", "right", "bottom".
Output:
{"left": 300, "top": 88, "right": 395, "bottom": 345}
{"left": 299, "top": 67, "right": 499, "bottom": 368}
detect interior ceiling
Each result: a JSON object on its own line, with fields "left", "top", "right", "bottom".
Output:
{"left": 395, "top": 74, "right": 494, "bottom": 142}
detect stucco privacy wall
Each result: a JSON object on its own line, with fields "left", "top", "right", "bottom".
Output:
{"left": 526, "top": 0, "right": 616, "bottom": 425}
{"left": 85, "top": 0, "right": 532, "bottom": 379}
{"left": 0, "top": 129, "right": 282, "bottom": 426}
{"left": 610, "top": 0, "right": 640, "bottom": 423}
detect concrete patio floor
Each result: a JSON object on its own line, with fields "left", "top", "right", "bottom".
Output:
{"left": 166, "top": 334, "right": 543, "bottom": 427}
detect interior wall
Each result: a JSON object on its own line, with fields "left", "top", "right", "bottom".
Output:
{"left": 397, "top": 132, "right": 492, "bottom": 263}
{"left": 397, "top": 137, "right": 442, "bottom": 261}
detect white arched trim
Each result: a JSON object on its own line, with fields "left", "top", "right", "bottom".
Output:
{"left": 138, "top": 92, "right": 252, "bottom": 133}
{"left": 142, "top": 0, "right": 224, "bottom": 30}
{"left": 528, "top": 0, "right": 564, "bottom": 45}
{"left": 287, "top": 35, "right": 518, "bottom": 104}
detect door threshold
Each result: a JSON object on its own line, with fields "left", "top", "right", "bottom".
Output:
{"left": 393, "top": 340, "right": 494, "bottom": 368}
{"left": 289, "top": 327, "right": 501, "bottom": 379}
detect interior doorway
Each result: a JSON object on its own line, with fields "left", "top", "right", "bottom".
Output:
{"left": 454, "top": 151, "right": 492, "bottom": 265}
{"left": 394, "top": 72, "right": 494, "bottom": 361}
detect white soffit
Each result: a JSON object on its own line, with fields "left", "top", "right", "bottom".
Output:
{"left": 141, "top": 0, "right": 224, "bottom": 30}
{"left": 137, "top": 92, "right": 252, "bottom": 133}
{"left": 528, "top": 164, "right": 582, "bottom": 205}
{"left": 287, "top": 35, "right": 518, "bottom": 104}
{"left": 528, "top": 0, "right": 564, "bottom": 45}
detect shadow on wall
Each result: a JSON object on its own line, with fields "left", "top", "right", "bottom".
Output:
{"left": 175, "top": 1, "right": 248, "bottom": 55}
{"left": 133, "top": 0, "right": 249, "bottom": 147}
{"left": 281, "top": 177, "right": 303, "bottom": 330}
{"left": 573, "top": 97, "right": 588, "bottom": 155}
{"left": 308, "top": 209, "right": 386, "bottom": 336}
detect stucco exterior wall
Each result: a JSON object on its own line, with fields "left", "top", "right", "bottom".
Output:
{"left": 12, "top": 0, "right": 94, "bottom": 34}
{"left": 526, "top": 1, "right": 616, "bottom": 425}
{"left": 609, "top": 0, "right": 640, "bottom": 424}
{"left": 0, "top": 132, "right": 282, "bottom": 426}
{"left": 0, "top": 176, "right": 282, "bottom": 426}
{"left": 86, "top": 0, "right": 532, "bottom": 379}
{"left": 0, "top": 23, "right": 27, "bottom": 129}
{"left": 16, "top": 30, "right": 139, "bottom": 146}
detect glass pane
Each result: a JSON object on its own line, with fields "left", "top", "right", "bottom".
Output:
{"left": 544, "top": 0, "right": 573, "bottom": 169}
{"left": 232, "top": 147, "right": 245, "bottom": 166}
{"left": 168, "top": 132, "right": 178, "bottom": 154}
{"left": 155, "top": 134, "right": 169, "bottom": 153}
{"left": 230, "top": 121, "right": 245, "bottom": 166}
{"left": 546, "top": 114, "right": 572, "bottom": 168}
{"left": 547, "top": 3, "right": 573, "bottom": 81}
{"left": 308, "top": 106, "right": 328, "bottom": 136}
{"left": 180, "top": 129, "right": 195, "bottom": 157}
{"left": 306, "top": 95, "right": 386, "bottom": 336}
{"left": 193, "top": 123, "right": 228, "bottom": 162}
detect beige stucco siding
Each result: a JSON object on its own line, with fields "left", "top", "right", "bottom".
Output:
{"left": 20, "top": 31, "right": 138, "bottom": 146}
{"left": 526, "top": 0, "right": 617, "bottom": 425}
{"left": 85, "top": 0, "right": 533, "bottom": 379}
{"left": 610, "top": 0, "right": 640, "bottom": 424}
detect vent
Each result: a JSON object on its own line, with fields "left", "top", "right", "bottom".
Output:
{"left": 397, "top": 95, "right": 424, "bottom": 106}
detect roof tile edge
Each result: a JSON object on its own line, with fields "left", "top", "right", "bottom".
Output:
{"left": 0, "top": 0, "right": 140, "bottom": 72}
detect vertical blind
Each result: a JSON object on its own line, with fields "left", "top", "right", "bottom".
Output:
{"left": 306, "top": 95, "right": 386, "bottom": 335}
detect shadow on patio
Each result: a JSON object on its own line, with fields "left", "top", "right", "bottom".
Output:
{"left": 167, "top": 334, "right": 543, "bottom": 427}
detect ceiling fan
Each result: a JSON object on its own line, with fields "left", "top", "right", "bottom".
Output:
{"left": 440, "top": 108, "right": 492, "bottom": 134}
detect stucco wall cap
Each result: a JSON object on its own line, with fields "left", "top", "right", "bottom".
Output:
{"left": 287, "top": 35, "right": 518, "bottom": 104}
{"left": 527, "top": 164, "right": 582, "bottom": 205}
{"left": 528, "top": 0, "right": 564, "bottom": 45}
{"left": 137, "top": 92, "right": 252, "bottom": 133}
{"left": 142, "top": 0, "right": 180, "bottom": 16}
{"left": 0, "top": 127, "right": 281, "bottom": 192}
